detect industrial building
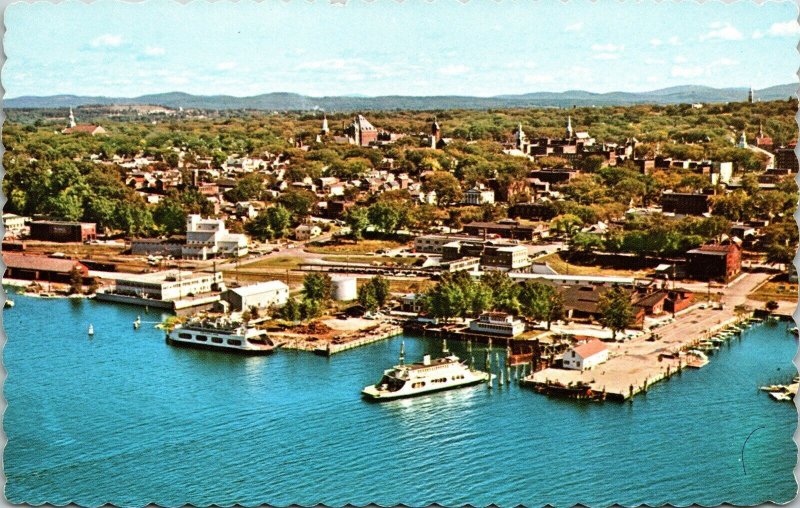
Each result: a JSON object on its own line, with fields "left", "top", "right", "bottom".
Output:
{"left": 222, "top": 281, "right": 290, "bottom": 312}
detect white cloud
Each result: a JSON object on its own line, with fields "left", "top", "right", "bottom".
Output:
{"left": 565, "top": 21, "right": 584, "bottom": 32}
{"left": 671, "top": 65, "right": 705, "bottom": 78}
{"left": 438, "top": 64, "right": 470, "bottom": 76}
{"left": 752, "top": 30, "right": 765, "bottom": 40}
{"left": 711, "top": 58, "right": 739, "bottom": 67}
{"left": 216, "top": 61, "right": 238, "bottom": 71}
{"left": 767, "top": 20, "right": 800, "bottom": 37}
{"left": 591, "top": 43, "right": 624, "bottom": 52}
{"left": 668, "top": 36, "right": 681, "bottom": 46}
{"left": 645, "top": 57, "right": 665, "bottom": 65}
{"left": 296, "top": 58, "right": 359, "bottom": 71}
{"left": 673, "top": 55, "right": 688, "bottom": 63}
{"left": 594, "top": 53, "right": 620, "bottom": 60}
{"left": 144, "top": 46, "right": 165, "bottom": 56}
{"left": 91, "top": 34, "right": 123, "bottom": 47}
{"left": 700, "top": 22, "right": 743, "bottom": 41}
{"left": 649, "top": 38, "right": 663, "bottom": 46}
{"left": 523, "top": 74, "right": 555, "bottom": 84}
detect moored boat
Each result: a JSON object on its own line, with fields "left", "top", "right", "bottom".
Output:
{"left": 362, "top": 343, "right": 490, "bottom": 401}
{"left": 685, "top": 350, "right": 709, "bottom": 368}
{"left": 167, "top": 317, "right": 277, "bottom": 355}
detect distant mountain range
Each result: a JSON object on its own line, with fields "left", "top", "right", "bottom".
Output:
{"left": 5, "top": 83, "right": 797, "bottom": 111}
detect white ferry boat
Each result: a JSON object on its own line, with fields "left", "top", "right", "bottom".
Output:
{"left": 167, "top": 317, "right": 277, "bottom": 355}
{"left": 362, "top": 343, "right": 490, "bottom": 401}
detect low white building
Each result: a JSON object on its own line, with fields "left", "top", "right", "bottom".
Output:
{"left": 562, "top": 339, "right": 609, "bottom": 370}
{"left": 468, "top": 312, "right": 525, "bottom": 337}
{"left": 182, "top": 215, "right": 249, "bottom": 260}
{"left": 3, "top": 213, "right": 28, "bottom": 236}
{"left": 110, "top": 270, "right": 224, "bottom": 301}
{"left": 223, "top": 280, "right": 289, "bottom": 311}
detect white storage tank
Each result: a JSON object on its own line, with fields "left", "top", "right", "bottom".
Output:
{"left": 331, "top": 276, "right": 357, "bottom": 302}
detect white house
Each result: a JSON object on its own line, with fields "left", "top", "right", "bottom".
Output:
{"left": 463, "top": 186, "right": 495, "bottom": 205}
{"left": 562, "top": 339, "right": 609, "bottom": 370}
{"left": 295, "top": 224, "right": 322, "bottom": 241}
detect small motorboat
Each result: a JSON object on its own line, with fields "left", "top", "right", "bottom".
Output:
{"left": 133, "top": 316, "right": 141, "bottom": 330}
{"left": 789, "top": 327, "right": 799, "bottom": 337}
{"left": 4, "top": 299, "right": 14, "bottom": 308}
{"left": 88, "top": 324, "right": 94, "bottom": 336}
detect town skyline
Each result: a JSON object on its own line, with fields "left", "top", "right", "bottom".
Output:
{"left": 5, "top": 1, "right": 799, "bottom": 99}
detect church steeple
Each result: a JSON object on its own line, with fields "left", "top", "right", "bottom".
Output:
{"left": 737, "top": 130, "right": 747, "bottom": 148}
{"left": 321, "top": 113, "right": 329, "bottom": 135}
{"left": 748, "top": 86, "right": 755, "bottom": 104}
{"left": 514, "top": 122, "right": 527, "bottom": 149}
{"left": 566, "top": 115, "right": 573, "bottom": 138}
{"left": 68, "top": 107, "right": 76, "bottom": 128}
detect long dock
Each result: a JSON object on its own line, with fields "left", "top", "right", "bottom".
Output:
{"left": 520, "top": 312, "right": 758, "bottom": 401}
{"left": 312, "top": 325, "right": 403, "bottom": 356}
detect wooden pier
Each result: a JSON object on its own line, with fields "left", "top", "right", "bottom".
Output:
{"left": 312, "top": 325, "right": 403, "bottom": 356}
{"left": 519, "top": 314, "right": 757, "bottom": 402}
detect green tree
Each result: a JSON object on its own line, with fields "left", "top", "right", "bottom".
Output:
{"left": 344, "top": 206, "right": 370, "bottom": 242}
{"left": 68, "top": 267, "right": 84, "bottom": 295}
{"left": 267, "top": 206, "right": 291, "bottom": 239}
{"left": 280, "top": 298, "right": 302, "bottom": 322}
{"left": 278, "top": 188, "right": 317, "bottom": 219}
{"left": 422, "top": 171, "right": 463, "bottom": 205}
{"left": 367, "top": 200, "right": 407, "bottom": 235}
{"left": 519, "top": 281, "right": 564, "bottom": 330}
{"left": 597, "top": 286, "right": 635, "bottom": 340}
{"left": 303, "top": 273, "right": 333, "bottom": 303}
{"left": 153, "top": 196, "right": 187, "bottom": 235}
{"left": 480, "top": 271, "right": 519, "bottom": 314}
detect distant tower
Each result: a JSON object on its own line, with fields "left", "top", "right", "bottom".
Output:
{"left": 514, "top": 122, "right": 527, "bottom": 149}
{"left": 748, "top": 86, "right": 755, "bottom": 104}
{"left": 566, "top": 116, "right": 573, "bottom": 138}
{"left": 431, "top": 117, "right": 441, "bottom": 149}
{"left": 321, "top": 114, "right": 330, "bottom": 135}
{"left": 68, "top": 107, "right": 76, "bottom": 128}
{"left": 737, "top": 130, "right": 747, "bottom": 148}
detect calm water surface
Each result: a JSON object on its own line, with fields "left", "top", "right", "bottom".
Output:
{"left": 3, "top": 292, "right": 797, "bottom": 507}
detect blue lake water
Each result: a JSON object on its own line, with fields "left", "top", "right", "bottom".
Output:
{"left": 3, "top": 292, "right": 797, "bottom": 507}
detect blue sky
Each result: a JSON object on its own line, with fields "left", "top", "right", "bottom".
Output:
{"left": 4, "top": 1, "right": 799, "bottom": 98}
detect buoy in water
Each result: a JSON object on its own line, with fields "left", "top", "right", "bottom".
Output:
{"left": 88, "top": 324, "right": 94, "bottom": 336}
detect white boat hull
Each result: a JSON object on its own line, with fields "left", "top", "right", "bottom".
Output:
{"left": 362, "top": 371, "right": 490, "bottom": 401}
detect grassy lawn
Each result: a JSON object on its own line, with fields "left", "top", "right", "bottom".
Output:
{"left": 535, "top": 252, "right": 646, "bottom": 277}
{"left": 239, "top": 256, "right": 305, "bottom": 270}
{"left": 305, "top": 238, "right": 409, "bottom": 255}
{"left": 320, "top": 255, "right": 418, "bottom": 266}
{"left": 749, "top": 280, "right": 798, "bottom": 302}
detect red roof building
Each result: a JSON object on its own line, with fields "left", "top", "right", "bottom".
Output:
{"left": 3, "top": 253, "right": 90, "bottom": 284}
{"left": 62, "top": 125, "right": 107, "bottom": 136}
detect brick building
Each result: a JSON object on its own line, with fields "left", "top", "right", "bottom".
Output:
{"left": 685, "top": 242, "right": 742, "bottom": 282}
{"left": 29, "top": 220, "right": 97, "bottom": 242}
{"left": 775, "top": 146, "right": 798, "bottom": 172}
{"left": 661, "top": 192, "right": 712, "bottom": 216}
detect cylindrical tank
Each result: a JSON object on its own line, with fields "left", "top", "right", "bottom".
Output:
{"left": 331, "top": 276, "right": 357, "bottom": 301}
